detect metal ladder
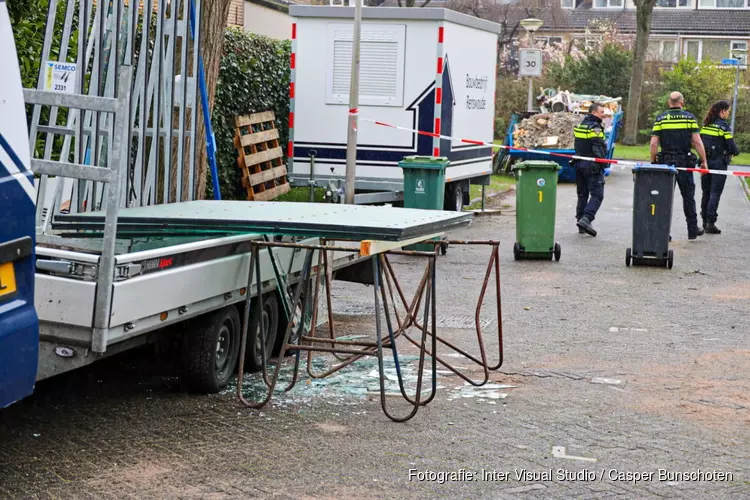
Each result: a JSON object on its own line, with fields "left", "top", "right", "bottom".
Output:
{"left": 25, "top": 66, "right": 133, "bottom": 353}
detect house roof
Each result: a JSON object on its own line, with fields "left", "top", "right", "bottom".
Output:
{"left": 378, "top": 2, "right": 750, "bottom": 36}
{"left": 536, "top": 9, "right": 750, "bottom": 36}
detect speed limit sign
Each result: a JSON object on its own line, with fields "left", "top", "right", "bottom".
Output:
{"left": 519, "top": 49, "right": 543, "bottom": 77}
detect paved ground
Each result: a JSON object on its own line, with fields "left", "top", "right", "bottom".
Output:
{"left": 1, "top": 168, "right": 749, "bottom": 499}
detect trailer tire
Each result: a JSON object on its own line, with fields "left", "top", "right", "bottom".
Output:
{"left": 181, "top": 305, "right": 241, "bottom": 393}
{"left": 445, "top": 182, "right": 464, "bottom": 212}
{"left": 246, "top": 293, "right": 280, "bottom": 372}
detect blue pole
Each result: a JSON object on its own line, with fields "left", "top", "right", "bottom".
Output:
{"left": 188, "top": 0, "right": 221, "bottom": 200}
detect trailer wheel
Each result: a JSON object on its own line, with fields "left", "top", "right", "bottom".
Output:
{"left": 181, "top": 305, "right": 241, "bottom": 393}
{"left": 445, "top": 182, "right": 463, "bottom": 212}
{"left": 246, "top": 293, "right": 280, "bottom": 372}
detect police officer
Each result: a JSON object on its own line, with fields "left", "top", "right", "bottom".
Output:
{"left": 573, "top": 103, "right": 608, "bottom": 236}
{"left": 699, "top": 100, "right": 740, "bottom": 234}
{"left": 650, "top": 91, "right": 708, "bottom": 240}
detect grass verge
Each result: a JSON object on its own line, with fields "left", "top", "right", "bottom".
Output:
{"left": 274, "top": 186, "right": 326, "bottom": 203}
{"left": 466, "top": 174, "right": 515, "bottom": 211}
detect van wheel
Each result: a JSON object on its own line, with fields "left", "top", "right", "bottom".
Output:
{"left": 181, "top": 305, "right": 241, "bottom": 393}
{"left": 246, "top": 294, "right": 280, "bottom": 372}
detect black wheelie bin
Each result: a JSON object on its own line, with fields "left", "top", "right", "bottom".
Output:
{"left": 626, "top": 164, "right": 677, "bottom": 269}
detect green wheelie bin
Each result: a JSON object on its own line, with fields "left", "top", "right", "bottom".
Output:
{"left": 513, "top": 160, "right": 562, "bottom": 261}
{"left": 399, "top": 156, "right": 450, "bottom": 254}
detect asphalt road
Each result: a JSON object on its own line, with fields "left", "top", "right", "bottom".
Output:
{"left": 1, "top": 168, "right": 748, "bottom": 499}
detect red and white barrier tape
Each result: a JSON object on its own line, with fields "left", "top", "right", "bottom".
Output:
{"left": 360, "top": 117, "right": 750, "bottom": 178}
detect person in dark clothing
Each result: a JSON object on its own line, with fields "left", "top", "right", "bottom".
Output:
{"left": 650, "top": 91, "right": 709, "bottom": 240}
{"left": 699, "top": 100, "right": 740, "bottom": 234}
{"left": 573, "top": 103, "right": 608, "bottom": 236}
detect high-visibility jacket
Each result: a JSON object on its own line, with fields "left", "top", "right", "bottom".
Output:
{"left": 651, "top": 107, "right": 699, "bottom": 155}
{"left": 573, "top": 114, "right": 606, "bottom": 159}
{"left": 700, "top": 118, "right": 739, "bottom": 160}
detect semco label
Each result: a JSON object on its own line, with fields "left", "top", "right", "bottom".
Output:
{"left": 44, "top": 61, "right": 78, "bottom": 94}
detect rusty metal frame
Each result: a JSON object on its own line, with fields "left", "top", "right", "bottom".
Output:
{"left": 235, "top": 238, "right": 503, "bottom": 422}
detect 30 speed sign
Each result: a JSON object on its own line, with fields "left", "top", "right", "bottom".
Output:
{"left": 519, "top": 49, "right": 543, "bottom": 77}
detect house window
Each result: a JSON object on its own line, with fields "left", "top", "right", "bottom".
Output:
{"left": 326, "top": 23, "right": 406, "bottom": 107}
{"left": 535, "top": 36, "right": 564, "bottom": 46}
{"left": 703, "top": 39, "right": 730, "bottom": 62}
{"left": 699, "top": 0, "right": 745, "bottom": 6}
{"left": 732, "top": 40, "right": 748, "bottom": 64}
{"left": 647, "top": 40, "right": 678, "bottom": 61}
{"left": 594, "top": 0, "right": 623, "bottom": 7}
{"left": 684, "top": 39, "right": 702, "bottom": 61}
{"left": 656, "top": 0, "right": 689, "bottom": 7}
{"left": 662, "top": 40, "right": 677, "bottom": 61}
{"left": 561, "top": 0, "right": 574, "bottom": 8}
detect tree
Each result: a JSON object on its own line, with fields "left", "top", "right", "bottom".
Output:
{"left": 622, "top": 0, "right": 657, "bottom": 145}
{"left": 194, "top": 0, "right": 233, "bottom": 199}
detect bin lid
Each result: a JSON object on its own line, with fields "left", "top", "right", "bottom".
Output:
{"left": 514, "top": 160, "right": 562, "bottom": 171}
{"left": 632, "top": 163, "right": 677, "bottom": 173}
{"left": 398, "top": 156, "right": 450, "bottom": 170}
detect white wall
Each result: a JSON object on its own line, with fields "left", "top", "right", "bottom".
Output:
{"left": 244, "top": 2, "right": 292, "bottom": 40}
{"left": 443, "top": 22, "right": 497, "bottom": 150}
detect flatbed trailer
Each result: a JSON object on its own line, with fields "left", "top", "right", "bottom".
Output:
{"left": 33, "top": 232, "right": 368, "bottom": 390}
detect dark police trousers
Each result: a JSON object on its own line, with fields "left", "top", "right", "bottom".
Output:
{"left": 660, "top": 152, "right": 699, "bottom": 233}
{"left": 575, "top": 162, "right": 604, "bottom": 222}
{"left": 700, "top": 157, "right": 728, "bottom": 224}
{"left": 674, "top": 171, "right": 699, "bottom": 230}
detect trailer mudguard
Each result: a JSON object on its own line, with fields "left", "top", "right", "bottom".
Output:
{"left": 0, "top": 0, "right": 39, "bottom": 409}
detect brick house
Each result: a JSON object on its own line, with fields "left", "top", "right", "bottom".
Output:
{"left": 536, "top": 1, "right": 750, "bottom": 66}
{"left": 379, "top": 0, "right": 749, "bottom": 65}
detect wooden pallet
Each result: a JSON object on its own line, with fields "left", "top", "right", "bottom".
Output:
{"left": 234, "top": 111, "right": 290, "bottom": 201}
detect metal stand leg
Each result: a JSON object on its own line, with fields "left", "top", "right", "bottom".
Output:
{"left": 234, "top": 238, "right": 504, "bottom": 423}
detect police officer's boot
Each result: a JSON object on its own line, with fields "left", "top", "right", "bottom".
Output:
{"left": 688, "top": 226, "right": 704, "bottom": 240}
{"left": 705, "top": 222, "right": 721, "bottom": 234}
{"left": 576, "top": 216, "right": 597, "bottom": 237}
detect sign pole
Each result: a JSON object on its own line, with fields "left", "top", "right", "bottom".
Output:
{"left": 344, "top": 0, "right": 363, "bottom": 205}
{"left": 527, "top": 77, "right": 534, "bottom": 113}
{"left": 519, "top": 48, "right": 542, "bottom": 113}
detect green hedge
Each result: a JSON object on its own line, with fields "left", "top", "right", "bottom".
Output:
{"left": 209, "top": 29, "right": 291, "bottom": 200}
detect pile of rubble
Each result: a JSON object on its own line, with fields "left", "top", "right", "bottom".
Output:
{"left": 512, "top": 112, "right": 584, "bottom": 150}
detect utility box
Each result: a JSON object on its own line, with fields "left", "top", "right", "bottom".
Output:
{"left": 626, "top": 164, "right": 676, "bottom": 269}
{"left": 288, "top": 6, "right": 502, "bottom": 208}
{"left": 513, "top": 160, "right": 562, "bottom": 261}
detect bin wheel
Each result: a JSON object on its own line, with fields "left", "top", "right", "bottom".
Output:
{"left": 626, "top": 247, "right": 632, "bottom": 267}
{"left": 667, "top": 249, "right": 674, "bottom": 269}
{"left": 513, "top": 242, "right": 521, "bottom": 261}
{"left": 553, "top": 242, "right": 561, "bottom": 262}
